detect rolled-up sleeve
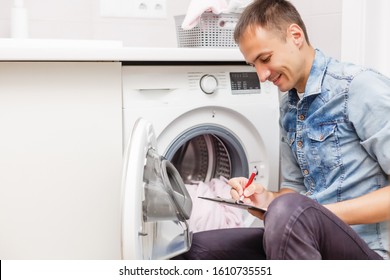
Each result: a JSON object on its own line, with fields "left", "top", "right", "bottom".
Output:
{"left": 348, "top": 70, "right": 390, "bottom": 175}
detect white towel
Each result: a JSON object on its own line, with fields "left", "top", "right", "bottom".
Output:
{"left": 227, "top": 0, "right": 253, "bottom": 13}
{"left": 181, "top": 0, "right": 228, "bottom": 30}
{"left": 186, "top": 176, "right": 244, "bottom": 233}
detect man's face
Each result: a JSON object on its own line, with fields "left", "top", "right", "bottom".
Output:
{"left": 238, "top": 24, "right": 307, "bottom": 93}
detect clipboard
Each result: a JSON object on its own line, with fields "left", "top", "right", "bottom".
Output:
{"left": 198, "top": 196, "right": 267, "bottom": 213}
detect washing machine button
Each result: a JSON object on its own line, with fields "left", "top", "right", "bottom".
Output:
{"left": 200, "top": 74, "right": 218, "bottom": 94}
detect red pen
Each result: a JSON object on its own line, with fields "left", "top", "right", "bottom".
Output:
{"left": 239, "top": 167, "right": 258, "bottom": 202}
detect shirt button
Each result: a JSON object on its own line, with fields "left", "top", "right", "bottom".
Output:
{"left": 299, "top": 114, "right": 305, "bottom": 120}
{"left": 303, "top": 169, "right": 309, "bottom": 175}
{"left": 297, "top": 141, "right": 303, "bottom": 148}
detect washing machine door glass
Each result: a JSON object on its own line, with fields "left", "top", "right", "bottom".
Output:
{"left": 121, "top": 118, "right": 192, "bottom": 260}
{"left": 165, "top": 125, "right": 249, "bottom": 184}
{"left": 143, "top": 148, "right": 192, "bottom": 222}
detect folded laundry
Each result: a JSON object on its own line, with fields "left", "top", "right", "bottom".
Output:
{"left": 186, "top": 176, "right": 244, "bottom": 232}
{"left": 226, "top": 0, "right": 253, "bottom": 13}
{"left": 181, "top": 0, "right": 252, "bottom": 30}
{"left": 181, "top": 0, "right": 228, "bottom": 30}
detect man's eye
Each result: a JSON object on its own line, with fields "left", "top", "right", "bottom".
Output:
{"left": 260, "top": 56, "right": 271, "bottom": 63}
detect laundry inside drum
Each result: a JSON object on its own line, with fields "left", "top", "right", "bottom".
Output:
{"left": 170, "top": 134, "right": 232, "bottom": 184}
{"left": 165, "top": 130, "right": 254, "bottom": 231}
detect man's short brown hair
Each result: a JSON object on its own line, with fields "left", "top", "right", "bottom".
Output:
{"left": 234, "top": 0, "right": 310, "bottom": 45}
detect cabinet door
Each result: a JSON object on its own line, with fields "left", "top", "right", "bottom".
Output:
{"left": 0, "top": 62, "right": 122, "bottom": 259}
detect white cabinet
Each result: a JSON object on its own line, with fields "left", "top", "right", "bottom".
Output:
{"left": 0, "top": 62, "right": 123, "bottom": 259}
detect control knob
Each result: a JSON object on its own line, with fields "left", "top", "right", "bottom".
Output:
{"left": 200, "top": 74, "right": 218, "bottom": 94}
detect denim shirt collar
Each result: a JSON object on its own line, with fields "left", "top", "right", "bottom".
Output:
{"left": 288, "top": 49, "right": 329, "bottom": 102}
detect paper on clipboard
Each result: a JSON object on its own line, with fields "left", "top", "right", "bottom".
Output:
{"left": 198, "top": 196, "right": 267, "bottom": 213}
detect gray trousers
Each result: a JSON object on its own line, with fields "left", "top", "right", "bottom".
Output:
{"left": 173, "top": 193, "right": 382, "bottom": 260}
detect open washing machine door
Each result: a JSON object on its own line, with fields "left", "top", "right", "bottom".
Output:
{"left": 121, "top": 118, "right": 193, "bottom": 259}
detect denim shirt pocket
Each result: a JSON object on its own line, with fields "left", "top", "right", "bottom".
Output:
{"left": 307, "top": 123, "right": 342, "bottom": 171}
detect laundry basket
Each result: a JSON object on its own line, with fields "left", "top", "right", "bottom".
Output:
{"left": 174, "top": 12, "right": 240, "bottom": 48}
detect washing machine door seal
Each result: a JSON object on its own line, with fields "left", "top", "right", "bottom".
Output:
{"left": 121, "top": 118, "right": 192, "bottom": 260}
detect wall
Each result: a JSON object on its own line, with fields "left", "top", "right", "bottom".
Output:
{"left": 0, "top": 0, "right": 191, "bottom": 48}
{"left": 0, "top": 0, "right": 341, "bottom": 58}
{"left": 293, "top": 0, "right": 342, "bottom": 59}
{"left": 342, "top": 0, "right": 390, "bottom": 76}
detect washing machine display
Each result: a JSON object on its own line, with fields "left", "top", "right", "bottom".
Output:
{"left": 122, "top": 64, "right": 280, "bottom": 259}
{"left": 230, "top": 72, "right": 261, "bottom": 94}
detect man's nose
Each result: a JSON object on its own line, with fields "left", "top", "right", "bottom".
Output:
{"left": 255, "top": 65, "right": 271, "bottom": 82}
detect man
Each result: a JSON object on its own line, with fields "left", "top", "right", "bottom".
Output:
{"left": 174, "top": 0, "right": 390, "bottom": 259}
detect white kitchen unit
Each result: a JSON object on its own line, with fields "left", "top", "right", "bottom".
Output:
{"left": 0, "top": 61, "right": 123, "bottom": 259}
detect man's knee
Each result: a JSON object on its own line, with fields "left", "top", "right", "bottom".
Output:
{"left": 264, "top": 193, "right": 314, "bottom": 237}
{"left": 266, "top": 193, "right": 310, "bottom": 219}
{"left": 263, "top": 193, "right": 314, "bottom": 255}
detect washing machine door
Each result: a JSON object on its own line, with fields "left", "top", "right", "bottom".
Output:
{"left": 121, "top": 118, "right": 193, "bottom": 260}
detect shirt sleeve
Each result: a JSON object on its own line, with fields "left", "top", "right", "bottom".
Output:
{"left": 279, "top": 130, "right": 306, "bottom": 193}
{"left": 279, "top": 95, "right": 306, "bottom": 193}
{"left": 348, "top": 70, "right": 390, "bottom": 175}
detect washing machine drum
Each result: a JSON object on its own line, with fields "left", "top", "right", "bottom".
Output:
{"left": 165, "top": 126, "right": 249, "bottom": 184}
{"left": 121, "top": 118, "right": 192, "bottom": 260}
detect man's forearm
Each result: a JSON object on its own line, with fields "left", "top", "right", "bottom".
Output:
{"left": 324, "top": 185, "right": 390, "bottom": 225}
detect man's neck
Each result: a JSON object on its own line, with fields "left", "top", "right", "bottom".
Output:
{"left": 296, "top": 45, "right": 316, "bottom": 93}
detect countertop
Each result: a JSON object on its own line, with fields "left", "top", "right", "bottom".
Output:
{"left": 0, "top": 39, "right": 246, "bottom": 62}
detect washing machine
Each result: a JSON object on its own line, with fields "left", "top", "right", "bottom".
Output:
{"left": 121, "top": 59, "right": 280, "bottom": 260}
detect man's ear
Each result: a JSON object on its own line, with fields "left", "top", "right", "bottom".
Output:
{"left": 288, "top": 23, "right": 305, "bottom": 47}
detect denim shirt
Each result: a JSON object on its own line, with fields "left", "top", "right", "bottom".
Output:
{"left": 279, "top": 49, "right": 390, "bottom": 259}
